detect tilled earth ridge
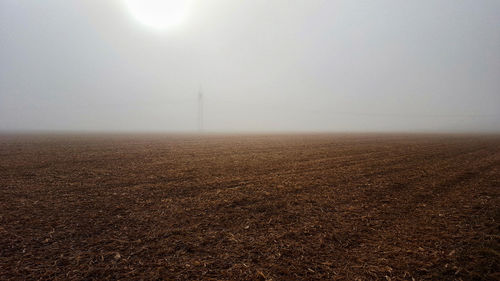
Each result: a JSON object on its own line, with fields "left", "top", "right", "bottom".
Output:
{"left": 0, "top": 134, "right": 498, "bottom": 280}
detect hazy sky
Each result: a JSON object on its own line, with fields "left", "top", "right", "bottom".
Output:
{"left": 1, "top": 0, "right": 499, "bottom": 132}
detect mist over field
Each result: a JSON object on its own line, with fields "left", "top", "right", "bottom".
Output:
{"left": 1, "top": 0, "right": 499, "bottom": 133}
{"left": 1, "top": 2, "right": 500, "bottom": 279}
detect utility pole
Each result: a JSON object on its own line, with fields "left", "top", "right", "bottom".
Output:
{"left": 198, "top": 85, "right": 203, "bottom": 132}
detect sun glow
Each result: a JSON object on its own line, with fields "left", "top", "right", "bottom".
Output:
{"left": 124, "top": 0, "right": 190, "bottom": 30}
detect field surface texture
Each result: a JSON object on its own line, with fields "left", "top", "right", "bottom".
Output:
{"left": 0, "top": 134, "right": 499, "bottom": 280}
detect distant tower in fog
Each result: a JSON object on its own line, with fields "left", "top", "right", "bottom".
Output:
{"left": 198, "top": 86, "right": 203, "bottom": 132}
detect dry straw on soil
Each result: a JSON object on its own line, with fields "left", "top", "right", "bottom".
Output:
{"left": 0, "top": 134, "right": 498, "bottom": 280}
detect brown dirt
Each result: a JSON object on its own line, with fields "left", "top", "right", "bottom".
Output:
{"left": 0, "top": 134, "right": 499, "bottom": 280}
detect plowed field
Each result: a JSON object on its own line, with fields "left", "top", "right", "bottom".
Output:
{"left": 0, "top": 134, "right": 499, "bottom": 280}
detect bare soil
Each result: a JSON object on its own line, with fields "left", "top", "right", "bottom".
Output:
{"left": 0, "top": 134, "right": 499, "bottom": 280}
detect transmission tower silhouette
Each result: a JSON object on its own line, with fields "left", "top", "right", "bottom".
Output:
{"left": 198, "top": 86, "right": 203, "bottom": 132}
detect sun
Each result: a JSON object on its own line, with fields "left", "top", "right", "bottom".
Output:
{"left": 124, "top": 0, "right": 191, "bottom": 30}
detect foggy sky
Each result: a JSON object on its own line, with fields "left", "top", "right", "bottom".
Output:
{"left": 1, "top": 0, "right": 499, "bottom": 133}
